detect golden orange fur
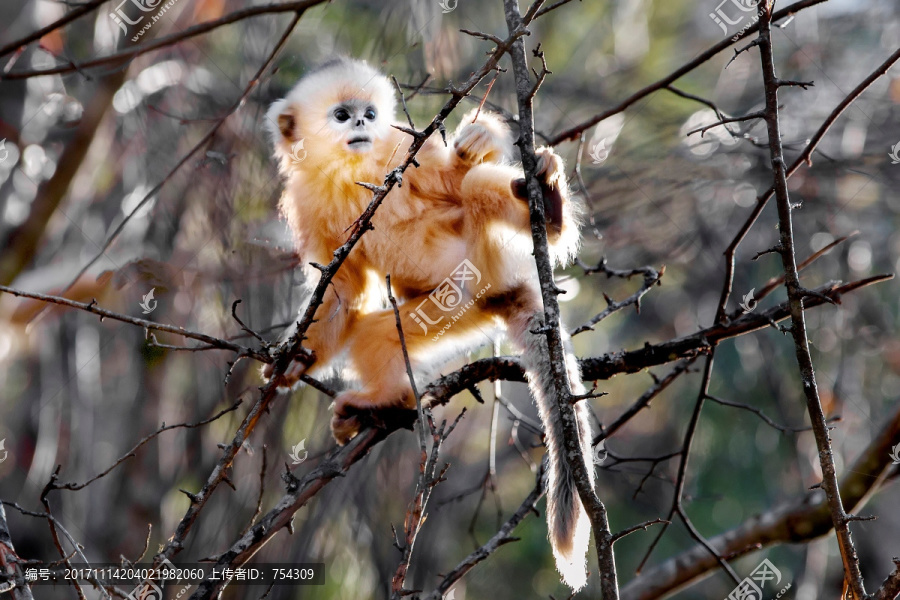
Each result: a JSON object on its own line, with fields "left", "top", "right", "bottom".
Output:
{"left": 267, "top": 58, "right": 593, "bottom": 590}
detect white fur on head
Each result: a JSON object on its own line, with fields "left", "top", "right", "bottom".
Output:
{"left": 266, "top": 58, "right": 397, "bottom": 166}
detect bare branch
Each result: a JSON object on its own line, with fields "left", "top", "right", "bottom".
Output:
{"left": 502, "top": 0, "right": 618, "bottom": 596}
{"left": 714, "top": 46, "right": 900, "bottom": 323}
{"left": 611, "top": 518, "right": 670, "bottom": 545}
{"left": 757, "top": 4, "right": 865, "bottom": 596}
{"left": 0, "top": 285, "right": 268, "bottom": 361}
{"left": 570, "top": 259, "right": 664, "bottom": 336}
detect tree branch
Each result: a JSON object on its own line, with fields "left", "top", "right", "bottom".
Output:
{"left": 503, "top": 0, "right": 619, "bottom": 596}
{"left": 757, "top": 3, "right": 866, "bottom": 597}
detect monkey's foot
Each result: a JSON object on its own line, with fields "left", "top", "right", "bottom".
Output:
{"left": 454, "top": 122, "right": 505, "bottom": 163}
{"left": 261, "top": 350, "right": 314, "bottom": 390}
{"left": 534, "top": 147, "right": 564, "bottom": 183}
{"left": 331, "top": 391, "right": 418, "bottom": 445}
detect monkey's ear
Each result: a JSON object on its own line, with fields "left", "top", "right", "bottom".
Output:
{"left": 277, "top": 111, "right": 296, "bottom": 141}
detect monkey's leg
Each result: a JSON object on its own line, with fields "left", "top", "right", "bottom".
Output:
{"left": 330, "top": 293, "right": 500, "bottom": 444}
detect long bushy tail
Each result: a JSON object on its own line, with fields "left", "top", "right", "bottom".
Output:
{"left": 521, "top": 312, "right": 595, "bottom": 591}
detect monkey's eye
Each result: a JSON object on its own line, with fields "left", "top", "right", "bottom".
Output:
{"left": 334, "top": 108, "right": 351, "bottom": 122}
{"left": 364, "top": 107, "right": 377, "bottom": 121}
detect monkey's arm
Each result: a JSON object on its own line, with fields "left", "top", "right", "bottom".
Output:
{"left": 463, "top": 148, "right": 570, "bottom": 236}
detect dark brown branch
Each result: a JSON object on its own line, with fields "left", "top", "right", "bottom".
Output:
{"left": 50, "top": 401, "right": 242, "bottom": 492}
{"left": 571, "top": 259, "right": 664, "bottom": 336}
{"left": 707, "top": 394, "right": 825, "bottom": 434}
{"left": 663, "top": 86, "right": 726, "bottom": 120}
{"left": 0, "top": 0, "right": 105, "bottom": 59}
{"left": 636, "top": 357, "right": 740, "bottom": 583}
{"left": 685, "top": 111, "right": 764, "bottom": 137}
{"left": 390, "top": 411, "right": 462, "bottom": 598}
{"left": 714, "top": 46, "right": 900, "bottom": 322}
{"left": 757, "top": 4, "right": 866, "bottom": 597}
{"left": 424, "top": 276, "right": 891, "bottom": 403}
{"left": 731, "top": 232, "right": 858, "bottom": 321}
{"left": 596, "top": 360, "right": 696, "bottom": 445}
{"left": 503, "top": 0, "right": 618, "bottom": 596}
{"left": 871, "top": 559, "right": 900, "bottom": 600}
{"left": 611, "top": 519, "right": 670, "bottom": 545}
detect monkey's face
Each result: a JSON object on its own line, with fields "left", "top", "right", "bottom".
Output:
{"left": 327, "top": 98, "right": 380, "bottom": 154}
{"left": 268, "top": 59, "right": 397, "bottom": 169}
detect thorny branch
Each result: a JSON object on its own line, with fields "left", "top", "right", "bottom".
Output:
{"left": 503, "top": 0, "right": 619, "bottom": 597}
{"left": 757, "top": 2, "right": 867, "bottom": 597}
{"left": 570, "top": 259, "right": 664, "bottom": 336}
{"left": 390, "top": 411, "right": 463, "bottom": 599}
{"left": 423, "top": 275, "right": 889, "bottom": 402}
{"left": 715, "top": 46, "right": 900, "bottom": 322}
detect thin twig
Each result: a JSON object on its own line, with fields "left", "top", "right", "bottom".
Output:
{"left": 0, "top": 285, "right": 268, "bottom": 361}
{"left": 418, "top": 460, "right": 546, "bottom": 600}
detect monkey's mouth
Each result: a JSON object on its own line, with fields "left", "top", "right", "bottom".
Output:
{"left": 347, "top": 136, "right": 372, "bottom": 149}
